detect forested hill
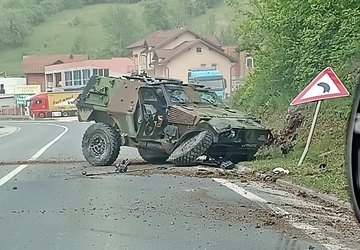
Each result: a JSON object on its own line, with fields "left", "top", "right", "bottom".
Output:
{"left": 0, "top": 0, "right": 237, "bottom": 76}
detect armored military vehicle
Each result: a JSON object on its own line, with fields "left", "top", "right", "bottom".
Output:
{"left": 76, "top": 74, "right": 273, "bottom": 167}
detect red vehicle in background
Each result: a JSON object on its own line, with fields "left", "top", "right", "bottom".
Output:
{"left": 29, "top": 91, "right": 81, "bottom": 118}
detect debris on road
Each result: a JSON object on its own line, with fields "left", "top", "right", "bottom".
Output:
{"left": 115, "top": 159, "right": 130, "bottom": 173}
{"left": 272, "top": 167, "right": 290, "bottom": 175}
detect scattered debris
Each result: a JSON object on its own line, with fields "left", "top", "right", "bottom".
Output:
{"left": 115, "top": 159, "right": 130, "bottom": 173}
{"left": 272, "top": 167, "right": 290, "bottom": 175}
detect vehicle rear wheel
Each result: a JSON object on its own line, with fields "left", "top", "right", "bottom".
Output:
{"left": 138, "top": 148, "right": 169, "bottom": 164}
{"left": 169, "top": 130, "right": 213, "bottom": 166}
{"left": 82, "top": 122, "right": 121, "bottom": 166}
{"left": 62, "top": 111, "right": 69, "bottom": 117}
{"left": 38, "top": 112, "right": 46, "bottom": 118}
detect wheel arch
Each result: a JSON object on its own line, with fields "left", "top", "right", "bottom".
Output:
{"left": 88, "top": 111, "right": 121, "bottom": 130}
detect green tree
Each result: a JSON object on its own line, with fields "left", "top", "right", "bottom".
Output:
{"left": 0, "top": 8, "right": 32, "bottom": 45}
{"left": 142, "top": 0, "right": 172, "bottom": 30}
{"left": 219, "top": 24, "right": 237, "bottom": 46}
{"left": 204, "top": 13, "right": 217, "bottom": 35}
{"left": 168, "top": 0, "right": 189, "bottom": 28}
{"left": 226, "top": 0, "right": 360, "bottom": 111}
{"left": 101, "top": 4, "right": 143, "bottom": 57}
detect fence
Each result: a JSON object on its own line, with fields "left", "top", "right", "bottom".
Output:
{"left": 0, "top": 106, "right": 27, "bottom": 116}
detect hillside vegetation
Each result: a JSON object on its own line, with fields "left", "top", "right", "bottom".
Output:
{"left": 0, "top": 0, "right": 237, "bottom": 76}
{"left": 227, "top": 0, "right": 360, "bottom": 199}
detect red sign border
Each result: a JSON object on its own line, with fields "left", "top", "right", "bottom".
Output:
{"left": 290, "top": 67, "right": 349, "bottom": 106}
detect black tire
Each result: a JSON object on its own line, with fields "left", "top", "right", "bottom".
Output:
{"left": 38, "top": 112, "right": 46, "bottom": 118}
{"left": 138, "top": 148, "right": 169, "bottom": 164}
{"left": 62, "top": 111, "right": 69, "bottom": 117}
{"left": 346, "top": 82, "right": 360, "bottom": 223}
{"left": 169, "top": 130, "right": 213, "bottom": 166}
{"left": 82, "top": 122, "right": 121, "bottom": 166}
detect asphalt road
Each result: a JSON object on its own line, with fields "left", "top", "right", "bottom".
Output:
{"left": 0, "top": 120, "right": 359, "bottom": 250}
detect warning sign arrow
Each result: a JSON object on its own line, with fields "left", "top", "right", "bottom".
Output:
{"left": 290, "top": 67, "right": 349, "bottom": 106}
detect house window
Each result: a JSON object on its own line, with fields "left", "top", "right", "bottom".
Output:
{"left": 104, "top": 69, "right": 109, "bottom": 77}
{"left": 246, "top": 57, "right": 254, "bottom": 68}
{"left": 82, "top": 69, "right": 90, "bottom": 85}
{"left": 201, "top": 64, "right": 207, "bottom": 67}
{"left": 64, "top": 71, "right": 73, "bottom": 86}
{"left": 0, "top": 84, "right": 4, "bottom": 94}
{"left": 73, "top": 70, "right": 81, "bottom": 86}
{"left": 196, "top": 47, "right": 202, "bottom": 53}
{"left": 93, "top": 68, "right": 99, "bottom": 76}
{"left": 99, "top": 69, "right": 104, "bottom": 76}
{"left": 211, "top": 63, "right": 218, "bottom": 69}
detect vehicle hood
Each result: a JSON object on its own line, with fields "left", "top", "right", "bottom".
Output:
{"left": 170, "top": 105, "right": 267, "bottom": 131}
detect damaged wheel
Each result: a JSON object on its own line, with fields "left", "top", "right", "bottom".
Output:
{"left": 169, "top": 130, "right": 213, "bottom": 166}
{"left": 82, "top": 122, "right": 121, "bottom": 166}
{"left": 138, "top": 148, "right": 169, "bottom": 164}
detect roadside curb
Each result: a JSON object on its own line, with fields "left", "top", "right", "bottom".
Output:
{"left": 257, "top": 171, "right": 352, "bottom": 210}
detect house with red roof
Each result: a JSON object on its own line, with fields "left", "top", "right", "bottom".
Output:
{"left": 126, "top": 28, "right": 238, "bottom": 96}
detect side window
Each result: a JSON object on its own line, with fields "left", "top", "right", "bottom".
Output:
{"left": 140, "top": 88, "right": 157, "bottom": 103}
{"left": 35, "top": 100, "right": 42, "bottom": 104}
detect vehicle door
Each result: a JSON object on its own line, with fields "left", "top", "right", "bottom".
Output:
{"left": 136, "top": 86, "right": 168, "bottom": 140}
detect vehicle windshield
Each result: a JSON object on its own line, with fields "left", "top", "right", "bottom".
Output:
{"left": 196, "top": 79, "right": 224, "bottom": 89}
{"left": 165, "top": 86, "right": 226, "bottom": 108}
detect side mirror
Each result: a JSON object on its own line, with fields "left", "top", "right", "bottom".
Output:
{"left": 347, "top": 80, "right": 360, "bottom": 224}
{"left": 223, "top": 79, "right": 227, "bottom": 89}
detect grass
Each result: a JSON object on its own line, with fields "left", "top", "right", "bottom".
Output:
{"left": 243, "top": 98, "right": 351, "bottom": 200}
{"left": 0, "top": 2, "right": 234, "bottom": 77}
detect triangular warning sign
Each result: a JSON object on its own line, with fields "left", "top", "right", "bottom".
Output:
{"left": 290, "top": 67, "right": 349, "bottom": 106}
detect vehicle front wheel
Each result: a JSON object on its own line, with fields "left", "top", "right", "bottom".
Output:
{"left": 82, "top": 122, "right": 121, "bottom": 166}
{"left": 169, "top": 130, "right": 213, "bottom": 166}
{"left": 138, "top": 148, "right": 169, "bottom": 164}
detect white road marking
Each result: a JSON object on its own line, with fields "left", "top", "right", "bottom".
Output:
{"left": 0, "top": 124, "right": 69, "bottom": 187}
{"left": 213, "top": 178, "right": 268, "bottom": 203}
{"left": 213, "top": 178, "right": 355, "bottom": 250}
{"left": 0, "top": 126, "right": 21, "bottom": 138}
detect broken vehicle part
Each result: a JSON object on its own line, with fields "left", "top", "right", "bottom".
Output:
{"left": 115, "top": 159, "right": 130, "bottom": 173}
